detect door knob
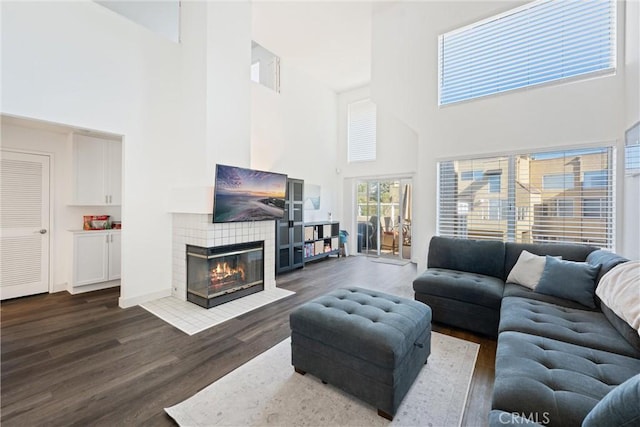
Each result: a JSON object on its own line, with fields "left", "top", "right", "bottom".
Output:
{"left": 39, "top": 229, "right": 47, "bottom": 234}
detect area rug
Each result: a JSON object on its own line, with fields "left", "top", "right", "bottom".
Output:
{"left": 165, "top": 332, "right": 479, "bottom": 426}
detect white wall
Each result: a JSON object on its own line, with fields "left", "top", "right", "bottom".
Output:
{"left": 206, "top": 2, "right": 252, "bottom": 173}
{"left": 371, "top": 1, "right": 637, "bottom": 269}
{"left": 622, "top": 0, "right": 640, "bottom": 259}
{"left": 251, "top": 60, "right": 339, "bottom": 223}
{"left": 170, "top": 1, "right": 252, "bottom": 214}
{"left": 336, "top": 86, "right": 418, "bottom": 255}
{"left": 2, "top": 1, "right": 181, "bottom": 306}
{"left": 96, "top": 1, "right": 180, "bottom": 42}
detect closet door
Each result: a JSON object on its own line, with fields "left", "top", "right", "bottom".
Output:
{"left": 0, "top": 150, "right": 50, "bottom": 299}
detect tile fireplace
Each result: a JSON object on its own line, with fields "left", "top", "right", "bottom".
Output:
{"left": 186, "top": 241, "right": 264, "bottom": 308}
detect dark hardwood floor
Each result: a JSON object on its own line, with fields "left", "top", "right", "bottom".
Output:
{"left": 1, "top": 256, "right": 496, "bottom": 426}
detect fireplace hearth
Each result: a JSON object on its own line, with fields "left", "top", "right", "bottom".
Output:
{"left": 186, "top": 241, "right": 264, "bottom": 308}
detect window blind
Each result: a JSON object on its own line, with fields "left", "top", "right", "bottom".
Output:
{"left": 348, "top": 99, "right": 377, "bottom": 162}
{"left": 437, "top": 146, "right": 615, "bottom": 249}
{"left": 439, "top": 0, "right": 616, "bottom": 105}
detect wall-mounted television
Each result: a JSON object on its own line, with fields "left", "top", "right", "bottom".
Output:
{"left": 213, "top": 164, "right": 287, "bottom": 223}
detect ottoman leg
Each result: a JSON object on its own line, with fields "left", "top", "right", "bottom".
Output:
{"left": 378, "top": 409, "right": 393, "bottom": 421}
{"left": 294, "top": 367, "right": 306, "bottom": 375}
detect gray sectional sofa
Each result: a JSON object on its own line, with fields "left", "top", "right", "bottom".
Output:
{"left": 413, "top": 236, "right": 640, "bottom": 427}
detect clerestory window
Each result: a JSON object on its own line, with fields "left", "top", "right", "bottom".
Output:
{"left": 438, "top": 0, "right": 616, "bottom": 105}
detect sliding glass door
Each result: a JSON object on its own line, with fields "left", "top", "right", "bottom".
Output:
{"left": 356, "top": 178, "right": 412, "bottom": 259}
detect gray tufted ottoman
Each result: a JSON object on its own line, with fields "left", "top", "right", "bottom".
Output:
{"left": 289, "top": 286, "right": 432, "bottom": 420}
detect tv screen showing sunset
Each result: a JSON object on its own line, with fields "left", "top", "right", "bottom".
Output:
{"left": 213, "top": 164, "right": 287, "bottom": 223}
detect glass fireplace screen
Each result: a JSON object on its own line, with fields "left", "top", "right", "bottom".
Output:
{"left": 186, "top": 241, "right": 264, "bottom": 308}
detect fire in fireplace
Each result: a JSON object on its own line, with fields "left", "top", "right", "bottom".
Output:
{"left": 186, "top": 241, "right": 264, "bottom": 308}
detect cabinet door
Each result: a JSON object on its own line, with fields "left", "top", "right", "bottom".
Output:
{"left": 107, "top": 141, "right": 122, "bottom": 205}
{"left": 108, "top": 232, "right": 121, "bottom": 280}
{"left": 73, "top": 135, "right": 107, "bottom": 205}
{"left": 73, "top": 233, "right": 109, "bottom": 286}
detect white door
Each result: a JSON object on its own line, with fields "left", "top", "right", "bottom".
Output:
{"left": 0, "top": 150, "right": 50, "bottom": 299}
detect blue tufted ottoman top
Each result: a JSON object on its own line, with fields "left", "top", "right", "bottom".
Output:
{"left": 290, "top": 287, "right": 431, "bottom": 369}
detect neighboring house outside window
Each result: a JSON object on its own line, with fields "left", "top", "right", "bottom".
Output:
{"left": 437, "top": 146, "right": 615, "bottom": 249}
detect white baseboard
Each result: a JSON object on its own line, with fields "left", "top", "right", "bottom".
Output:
{"left": 119, "top": 288, "right": 172, "bottom": 308}
{"left": 69, "top": 280, "right": 120, "bottom": 295}
{"left": 52, "top": 281, "right": 68, "bottom": 293}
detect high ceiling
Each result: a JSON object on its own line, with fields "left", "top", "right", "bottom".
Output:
{"left": 96, "top": 1, "right": 373, "bottom": 93}
{"left": 252, "top": 2, "right": 373, "bottom": 93}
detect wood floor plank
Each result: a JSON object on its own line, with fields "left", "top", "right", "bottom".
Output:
{"left": 1, "top": 256, "right": 496, "bottom": 426}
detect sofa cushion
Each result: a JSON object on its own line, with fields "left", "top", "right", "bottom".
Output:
{"left": 582, "top": 374, "right": 640, "bottom": 427}
{"left": 413, "top": 268, "right": 504, "bottom": 310}
{"left": 504, "top": 242, "right": 597, "bottom": 281}
{"left": 427, "top": 236, "right": 505, "bottom": 279}
{"left": 596, "top": 261, "right": 640, "bottom": 335}
{"left": 503, "top": 283, "right": 598, "bottom": 311}
{"left": 505, "top": 250, "right": 550, "bottom": 290}
{"left": 601, "top": 304, "right": 640, "bottom": 354}
{"left": 499, "top": 297, "right": 640, "bottom": 358}
{"left": 492, "top": 331, "right": 640, "bottom": 427}
{"left": 535, "top": 257, "right": 600, "bottom": 309}
{"left": 586, "top": 249, "right": 629, "bottom": 284}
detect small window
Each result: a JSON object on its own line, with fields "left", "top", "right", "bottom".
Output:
{"left": 517, "top": 206, "right": 529, "bottom": 221}
{"left": 438, "top": 0, "right": 616, "bottom": 105}
{"left": 584, "top": 170, "right": 608, "bottom": 188}
{"left": 461, "top": 170, "right": 483, "bottom": 181}
{"left": 488, "top": 199, "right": 507, "bottom": 220}
{"left": 488, "top": 175, "right": 501, "bottom": 193}
{"left": 543, "top": 173, "right": 574, "bottom": 190}
{"left": 557, "top": 199, "right": 574, "bottom": 217}
{"left": 583, "top": 198, "right": 607, "bottom": 218}
{"left": 251, "top": 41, "right": 280, "bottom": 93}
{"left": 348, "top": 99, "right": 377, "bottom": 162}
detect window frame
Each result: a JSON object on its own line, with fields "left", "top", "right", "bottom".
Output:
{"left": 436, "top": 145, "right": 616, "bottom": 250}
{"left": 438, "top": 0, "right": 617, "bottom": 106}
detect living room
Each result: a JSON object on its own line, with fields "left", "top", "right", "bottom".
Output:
{"left": 1, "top": 0, "right": 639, "bottom": 426}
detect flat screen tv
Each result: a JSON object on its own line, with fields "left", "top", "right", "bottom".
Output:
{"left": 213, "top": 164, "right": 288, "bottom": 223}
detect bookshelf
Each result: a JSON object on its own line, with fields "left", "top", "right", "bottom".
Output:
{"left": 303, "top": 221, "right": 340, "bottom": 262}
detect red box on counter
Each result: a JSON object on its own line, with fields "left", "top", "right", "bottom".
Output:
{"left": 83, "top": 215, "right": 110, "bottom": 230}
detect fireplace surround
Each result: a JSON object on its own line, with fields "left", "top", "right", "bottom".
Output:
{"left": 186, "top": 241, "right": 264, "bottom": 308}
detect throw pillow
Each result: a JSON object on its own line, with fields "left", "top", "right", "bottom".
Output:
{"left": 506, "top": 250, "right": 550, "bottom": 290}
{"left": 595, "top": 260, "right": 640, "bottom": 336}
{"left": 535, "top": 256, "right": 601, "bottom": 308}
{"left": 582, "top": 374, "right": 640, "bottom": 427}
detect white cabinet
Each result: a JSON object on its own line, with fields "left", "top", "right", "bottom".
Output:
{"left": 107, "top": 231, "right": 121, "bottom": 280}
{"left": 72, "top": 231, "right": 121, "bottom": 287}
{"left": 72, "top": 134, "right": 122, "bottom": 205}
